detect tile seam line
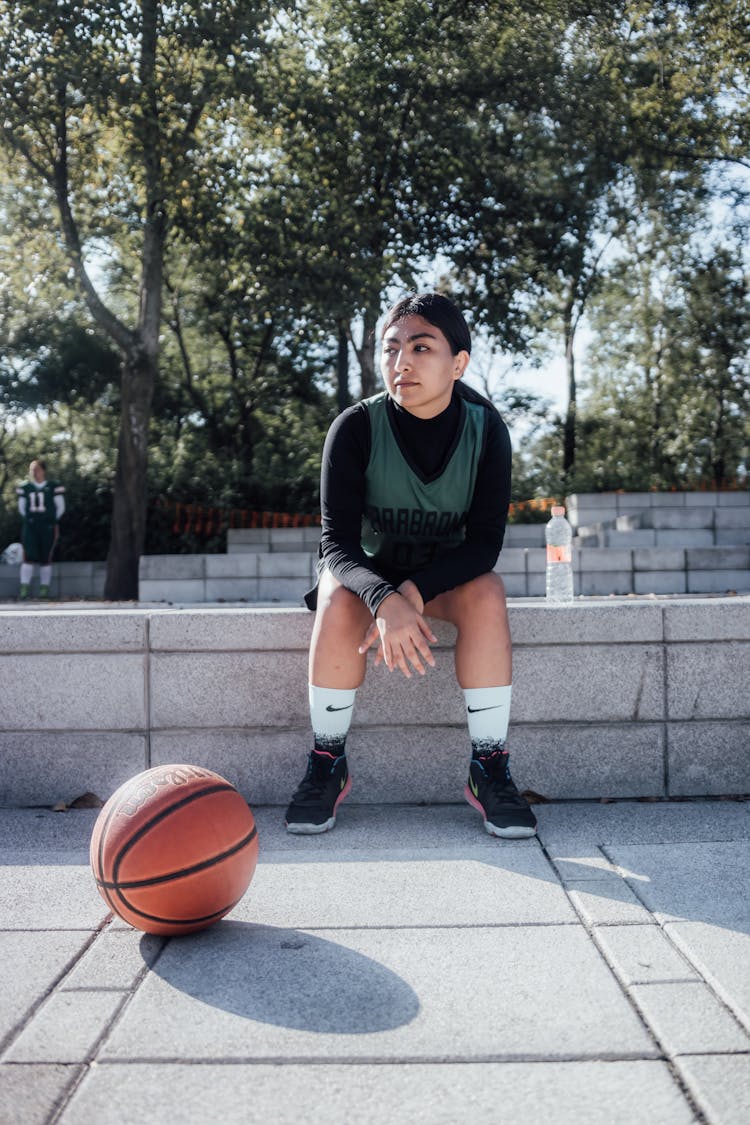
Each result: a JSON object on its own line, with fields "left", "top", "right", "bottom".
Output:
{"left": 662, "top": 603, "right": 670, "bottom": 796}
{"left": 0, "top": 922, "right": 105, "bottom": 1060}
{"left": 539, "top": 839, "right": 681, "bottom": 1062}
{"left": 93, "top": 1050, "right": 667, "bottom": 1067}
{"left": 235, "top": 921, "right": 583, "bottom": 931}
{"left": 661, "top": 928, "right": 750, "bottom": 1038}
{"left": 48, "top": 933, "right": 169, "bottom": 1123}
{"left": 599, "top": 843, "right": 750, "bottom": 1039}
{"left": 547, "top": 838, "right": 712, "bottom": 1123}
{"left": 144, "top": 613, "right": 152, "bottom": 769}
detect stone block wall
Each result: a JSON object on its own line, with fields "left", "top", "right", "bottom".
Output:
{"left": 1, "top": 599, "right": 748, "bottom": 808}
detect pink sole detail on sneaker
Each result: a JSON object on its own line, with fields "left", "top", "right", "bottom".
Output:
{"left": 464, "top": 784, "right": 485, "bottom": 816}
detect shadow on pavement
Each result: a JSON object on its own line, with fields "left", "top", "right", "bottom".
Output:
{"left": 144, "top": 920, "right": 421, "bottom": 1034}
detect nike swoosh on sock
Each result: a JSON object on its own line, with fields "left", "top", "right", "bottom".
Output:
{"left": 326, "top": 704, "right": 354, "bottom": 712}
{"left": 467, "top": 704, "right": 501, "bottom": 713}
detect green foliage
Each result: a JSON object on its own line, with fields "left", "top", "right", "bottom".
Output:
{"left": 1, "top": 0, "right": 749, "bottom": 575}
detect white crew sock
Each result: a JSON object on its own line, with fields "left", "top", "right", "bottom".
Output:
{"left": 309, "top": 684, "right": 357, "bottom": 755}
{"left": 463, "top": 686, "right": 512, "bottom": 756}
{"left": 20, "top": 563, "right": 33, "bottom": 585}
{"left": 40, "top": 566, "right": 52, "bottom": 586}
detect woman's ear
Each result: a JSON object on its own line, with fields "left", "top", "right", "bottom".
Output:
{"left": 453, "top": 350, "right": 470, "bottom": 379}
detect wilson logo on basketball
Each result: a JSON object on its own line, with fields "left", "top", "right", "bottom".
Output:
{"left": 121, "top": 765, "right": 216, "bottom": 817}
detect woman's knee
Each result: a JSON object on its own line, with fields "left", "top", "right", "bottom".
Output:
{"left": 451, "top": 572, "right": 508, "bottom": 626}
{"left": 466, "top": 571, "right": 507, "bottom": 606}
{"left": 315, "top": 572, "right": 370, "bottom": 631}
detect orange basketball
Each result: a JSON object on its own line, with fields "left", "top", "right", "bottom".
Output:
{"left": 90, "top": 764, "right": 258, "bottom": 936}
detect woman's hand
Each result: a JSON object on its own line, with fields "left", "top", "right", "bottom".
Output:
{"left": 358, "top": 580, "right": 437, "bottom": 677}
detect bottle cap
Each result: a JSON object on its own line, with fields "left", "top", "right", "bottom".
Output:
{"left": 551, "top": 505, "right": 565, "bottom": 516}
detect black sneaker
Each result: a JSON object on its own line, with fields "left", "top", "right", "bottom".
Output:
{"left": 465, "top": 750, "right": 537, "bottom": 838}
{"left": 285, "top": 750, "right": 351, "bottom": 834}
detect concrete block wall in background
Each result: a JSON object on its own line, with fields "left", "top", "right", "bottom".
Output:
{"left": 1, "top": 492, "right": 747, "bottom": 603}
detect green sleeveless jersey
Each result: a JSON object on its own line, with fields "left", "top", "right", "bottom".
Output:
{"left": 360, "top": 391, "right": 486, "bottom": 574}
{"left": 17, "top": 480, "right": 60, "bottom": 525}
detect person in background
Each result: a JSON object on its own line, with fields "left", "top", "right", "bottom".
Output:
{"left": 16, "top": 459, "right": 65, "bottom": 600}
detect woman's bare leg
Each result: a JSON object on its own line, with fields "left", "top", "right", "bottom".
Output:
{"left": 309, "top": 567, "right": 373, "bottom": 688}
{"left": 425, "top": 571, "right": 511, "bottom": 687}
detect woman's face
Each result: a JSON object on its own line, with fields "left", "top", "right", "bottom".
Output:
{"left": 380, "top": 314, "right": 469, "bottom": 419}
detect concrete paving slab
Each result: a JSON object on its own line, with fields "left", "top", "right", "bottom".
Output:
{"left": 60, "top": 1060, "right": 696, "bottom": 1125}
{"left": 0, "top": 865, "right": 107, "bottom": 930}
{"left": 606, "top": 841, "right": 750, "bottom": 1030}
{"left": 150, "top": 724, "right": 483, "bottom": 806}
{"left": 0, "top": 653, "right": 146, "bottom": 731}
{"left": 1, "top": 802, "right": 748, "bottom": 1123}
{"left": 0, "top": 1063, "right": 81, "bottom": 1125}
{"left": 516, "top": 723, "right": 666, "bottom": 799}
{"left": 605, "top": 842, "right": 750, "bottom": 930}
{"left": 675, "top": 1054, "right": 750, "bottom": 1125}
{"left": 628, "top": 981, "right": 750, "bottom": 1054}
{"left": 6, "top": 990, "right": 125, "bottom": 1063}
{"left": 0, "top": 732, "right": 146, "bottom": 808}
{"left": 149, "top": 651, "right": 308, "bottom": 727}
{"left": 252, "top": 802, "right": 541, "bottom": 856}
{"left": 101, "top": 923, "right": 655, "bottom": 1062}
{"left": 634, "top": 571, "right": 688, "bottom": 595}
{"left": 593, "top": 924, "right": 701, "bottom": 985}
{"left": 547, "top": 847, "right": 618, "bottom": 881}
{"left": 565, "top": 877, "right": 654, "bottom": 925}
{"left": 513, "top": 644, "right": 664, "bottom": 722}
{"left": 235, "top": 853, "right": 578, "bottom": 928}
{"left": 61, "top": 931, "right": 163, "bottom": 991}
{"left": 0, "top": 808, "right": 99, "bottom": 858}
{"left": 148, "top": 607, "right": 315, "bottom": 651}
{"left": 667, "top": 722, "right": 750, "bottom": 796}
{"left": 509, "top": 601, "right": 664, "bottom": 644}
{"left": 665, "top": 922, "right": 750, "bottom": 1032}
{"left": 0, "top": 932, "right": 93, "bottom": 1047}
{"left": 667, "top": 643, "right": 750, "bottom": 720}
{"left": 663, "top": 598, "right": 750, "bottom": 641}
{"left": 0, "top": 610, "right": 146, "bottom": 653}
{"left": 535, "top": 800, "right": 750, "bottom": 846}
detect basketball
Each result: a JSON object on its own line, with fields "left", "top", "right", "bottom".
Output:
{"left": 90, "top": 764, "right": 259, "bottom": 936}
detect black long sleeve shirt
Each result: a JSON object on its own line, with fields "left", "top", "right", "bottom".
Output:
{"left": 318, "top": 381, "right": 512, "bottom": 615}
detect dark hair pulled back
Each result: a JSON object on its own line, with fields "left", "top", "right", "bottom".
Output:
{"left": 381, "top": 292, "right": 471, "bottom": 356}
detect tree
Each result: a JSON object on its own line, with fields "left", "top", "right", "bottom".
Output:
{"left": 674, "top": 246, "right": 750, "bottom": 487}
{"left": 578, "top": 231, "right": 749, "bottom": 490}
{"left": 0, "top": 0, "right": 270, "bottom": 596}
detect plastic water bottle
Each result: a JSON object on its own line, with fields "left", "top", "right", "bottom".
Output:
{"left": 545, "top": 505, "right": 574, "bottom": 601}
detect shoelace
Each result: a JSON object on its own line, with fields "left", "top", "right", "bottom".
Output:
{"left": 478, "top": 752, "right": 526, "bottom": 804}
{"left": 292, "top": 754, "right": 343, "bottom": 806}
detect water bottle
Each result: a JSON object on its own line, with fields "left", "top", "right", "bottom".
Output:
{"left": 545, "top": 505, "right": 574, "bottom": 601}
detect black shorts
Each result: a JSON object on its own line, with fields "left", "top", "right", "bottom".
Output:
{"left": 22, "top": 522, "right": 57, "bottom": 564}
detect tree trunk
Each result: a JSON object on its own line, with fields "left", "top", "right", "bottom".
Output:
{"left": 562, "top": 296, "right": 577, "bottom": 480}
{"left": 104, "top": 346, "right": 156, "bottom": 600}
{"left": 103, "top": 0, "right": 164, "bottom": 599}
{"left": 357, "top": 306, "right": 378, "bottom": 398}
{"left": 336, "top": 324, "right": 350, "bottom": 413}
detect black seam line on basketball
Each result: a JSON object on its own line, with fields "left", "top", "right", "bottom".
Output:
{"left": 112, "top": 783, "right": 240, "bottom": 883}
{"left": 108, "top": 892, "right": 248, "bottom": 927}
{"left": 101, "top": 825, "right": 258, "bottom": 891}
